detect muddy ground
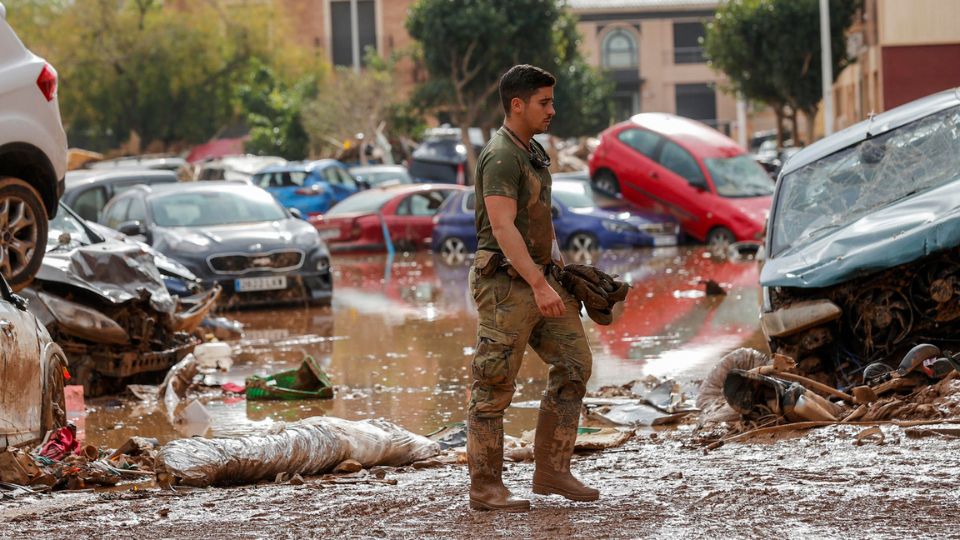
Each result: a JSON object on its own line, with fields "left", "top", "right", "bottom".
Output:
{"left": 3, "top": 424, "right": 959, "bottom": 539}
{"left": 4, "top": 249, "right": 958, "bottom": 538}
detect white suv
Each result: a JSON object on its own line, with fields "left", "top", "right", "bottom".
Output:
{"left": 0, "top": 2, "right": 68, "bottom": 289}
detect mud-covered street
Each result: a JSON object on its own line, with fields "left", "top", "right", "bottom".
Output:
{"left": 4, "top": 424, "right": 960, "bottom": 538}
{"left": 6, "top": 249, "right": 960, "bottom": 538}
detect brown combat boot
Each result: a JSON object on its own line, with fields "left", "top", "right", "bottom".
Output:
{"left": 532, "top": 405, "right": 600, "bottom": 502}
{"left": 468, "top": 414, "right": 530, "bottom": 512}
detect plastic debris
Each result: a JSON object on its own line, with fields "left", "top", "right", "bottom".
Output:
{"left": 155, "top": 416, "right": 440, "bottom": 487}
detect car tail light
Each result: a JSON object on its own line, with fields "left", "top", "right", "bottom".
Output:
{"left": 456, "top": 163, "right": 465, "bottom": 186}
{"left": 296, "top": 185, "right": 325, "bottom": 196}
{"left": 37, "top": 63, "right": 58, "bottom": 102}
{"left": 350, "top": 219, "right": 362, "bottom": 240}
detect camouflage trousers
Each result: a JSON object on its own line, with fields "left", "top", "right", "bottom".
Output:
{"left": 467, "top": 252, "right": 592, "bottom": 419}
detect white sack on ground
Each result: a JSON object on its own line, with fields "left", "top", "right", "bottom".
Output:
{"left": 697, "top": 348, "right": 771, "bottom": 424}
{"left": 155, "top": 416, "right": 441, "bottom": 487}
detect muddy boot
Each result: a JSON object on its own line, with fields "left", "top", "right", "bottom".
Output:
{"left": 532, "top": 405, "right": 600, "bottom": 502}
{"left": 468, "top": 414, "right": 530, "bottom": 512}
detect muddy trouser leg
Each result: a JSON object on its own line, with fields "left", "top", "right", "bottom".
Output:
{"left": 466, "top": 270, "right": 537, "bottom": 511}
{"left": 529, "top": 274, "right": 598, "bottom": 502}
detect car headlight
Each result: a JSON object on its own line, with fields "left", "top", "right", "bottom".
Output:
{"left": 316, "top": 256, "right": 330, "bottom": 272}
{"left": 638, "top": 222, "right": 678, "bottom": 235}
{"left": 602, "top": 220, "right": 638, "bottom": 234}
{"left": 39, "top": 292, "right": 129, "bottom": 345}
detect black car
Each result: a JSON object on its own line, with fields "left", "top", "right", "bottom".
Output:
{"left": 63, "top": 168, "right": 178, "bottom": 222}
{"left": 100, "top": 182, "right": 333, "bottom": 309}
{"left": 408, "top": 137, "right": 482, "bottom": 184}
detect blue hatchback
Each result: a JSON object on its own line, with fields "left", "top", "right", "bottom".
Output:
{"left": 252, "top": 160, "right": 364, "bottom": 217}
{"left": 431, "top": 179, "right": 680, "bottom": 263}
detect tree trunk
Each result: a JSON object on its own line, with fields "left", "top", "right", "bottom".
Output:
{"left": 774, "top": 106, "right": 785, "bottom": 148}
{"left": 458, "top": 108, "right": 479, "bottom": 186}
{"left": 789, "top": 108, "right": 800, "bottom": 146}
{"left": 805, "top": 107, "right": 818, "bottom": 146}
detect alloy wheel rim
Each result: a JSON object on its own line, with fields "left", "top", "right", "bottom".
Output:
{"left": 441, "top": 237, "right": 466, "bottom": 265}
{"left": 0, "top": 195, "right": 38, "bottom": 279}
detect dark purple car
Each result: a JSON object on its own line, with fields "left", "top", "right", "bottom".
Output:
{"left": 430, "top": 177, "right": 680, "bottom": 264}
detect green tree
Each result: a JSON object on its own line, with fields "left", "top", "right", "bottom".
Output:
{"left": 704, "top": 0, "right": 860, "bottom": 145}
{"left": 8, "top": 0, "right": 323, "bottom": 153}
{"left": 407, "top": 0, "right": 610, "bottom": 178}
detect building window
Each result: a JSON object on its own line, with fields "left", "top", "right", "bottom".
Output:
{"left": 331, "top": 0, "right": 377, "bottom": 68}
{"left": 602, "top": 29, "right": 638, "bottom": 69}
{"left": 673, "top": 22, "right": 706, "bottom": 64}
{"left": 675, "top": 83, "right": 717, "bottom": 127}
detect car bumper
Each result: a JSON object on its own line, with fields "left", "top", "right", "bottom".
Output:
{"left": 208, "top": 271, "right": 333, "bottom": 309}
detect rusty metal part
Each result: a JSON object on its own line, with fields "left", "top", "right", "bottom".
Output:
{"left": 848, "top": 286, "right": 913, "bottom": 357}
{"left": 761, "top": 299, "right": 842, "bottom": 339}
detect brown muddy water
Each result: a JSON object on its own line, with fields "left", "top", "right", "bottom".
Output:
{"left": 81, "top": 247, "right": 765, "bottom": 449}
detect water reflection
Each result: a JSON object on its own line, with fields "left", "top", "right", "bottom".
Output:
{"left": 85, "top": 247, "right": 765, "bottom": 447}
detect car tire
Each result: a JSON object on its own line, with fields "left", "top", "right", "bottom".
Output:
{"left": 440, "top": 237, "right": 468, "bottom": 265}
{"left": 706, "top": 226, "right": 736, "bottom": 248}
{"left": 0, "top": 177, "right": 48, "bottom": 291}
{"left": 592, "top": 170, "right": 621, "bottom": 197}
{"left": 41, "top": 348, "right": 68, "bottom": 433}
{"left": 567, "top": 232, "right": 599, "bottom": 262}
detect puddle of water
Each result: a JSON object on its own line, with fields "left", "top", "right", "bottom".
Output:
{"left": 84, "top": 247, "right": 766, "bottom": 448}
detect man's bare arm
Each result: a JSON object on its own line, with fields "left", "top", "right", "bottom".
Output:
{"left": 486, "top": 195, "right": 565, "bottom": 317}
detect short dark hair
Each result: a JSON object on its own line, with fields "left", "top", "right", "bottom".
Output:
{"left": 499, "top": 64, "right": 556, "bottom": 115}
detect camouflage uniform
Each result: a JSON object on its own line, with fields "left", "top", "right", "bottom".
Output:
{"left": 469, "top": 128, "right": 592, "bottom": 427}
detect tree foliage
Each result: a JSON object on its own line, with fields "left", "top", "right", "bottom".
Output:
{"left": 704, "top": 0, "right": 860, "bottom": 144}
{"left": 406, "top": 0, "right": 613, "bottom": 176}
{"left": 8, "top": 0, "right": 325, "bottom": 153}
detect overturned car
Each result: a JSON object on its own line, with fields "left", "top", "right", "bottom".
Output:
{"left": 760, "top": 88, "right": 960, "bottom": 390}
{"left": 21, "top": 204, "right": 219, "bottom": 396}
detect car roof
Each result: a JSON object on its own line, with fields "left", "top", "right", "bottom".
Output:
{"left": 625, "top": 113, "right": 744, "bottom": 158}
{"left": 256, "top": 159, "right": 342, "bottom": 174}
{"left": 126, "top": 180, "right": 258, "bottom": 198}
{"left": 780, "top": 87, "right": 960, "bottom": 176}
{"left": 65, "top": 168, "right": 177, "bottom": 190}
{"left": 348, "top": 165, "right": 407, "bottom": 173}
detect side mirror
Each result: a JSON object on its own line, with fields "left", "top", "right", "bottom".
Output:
{"left": 358, "top": 180, "right": 371, "bottom": 190}
{"left": 689, "top": 178, "right": 709, "bottom": 191}
{"left": 289, "top": 208, "right": 304, "bottom": 220}
{"left": 117, "top": 220, "right": 145, "bottom": 236}
{"left": 551, "top": 206, "right": 560, "bottom": 219}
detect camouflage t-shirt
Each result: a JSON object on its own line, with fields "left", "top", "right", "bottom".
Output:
{"left": 475, "top": 128, "right": 553, "bottom": 265}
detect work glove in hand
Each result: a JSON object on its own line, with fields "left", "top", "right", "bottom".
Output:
{"left": 559, "top": 264, "right": 631, "bottom": 325}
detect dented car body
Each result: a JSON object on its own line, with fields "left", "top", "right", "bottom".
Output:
{"left": 760, "top": 88, "right": 960, "bottom": 389}
{"left": 21, "top": 205, "right": 219, "bottom": 396}
{"left": 0, "top": 274, "right": 67, "bottom": 449}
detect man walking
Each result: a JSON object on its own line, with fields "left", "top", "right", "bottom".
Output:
{"left": 467, "top": 64, "right": 599, "bottom": 512}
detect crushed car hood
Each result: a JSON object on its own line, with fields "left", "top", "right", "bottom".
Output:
{"left": 38, "top": 242, "right": 176, "bottom": 313}
{"left": 761, "top": 181, "right": 960, "bottom": 289}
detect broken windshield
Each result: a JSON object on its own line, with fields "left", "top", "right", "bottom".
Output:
{"left": 703, "top": 155, "right": 774, "bottom": 198}
{"left": 770, "top": 104, "right": 960, "bottom": 258}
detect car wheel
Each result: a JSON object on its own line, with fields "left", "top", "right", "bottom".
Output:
{"left": 41, "top": 349, "right": 67, "bottom": 433}
{"left": 592, "top": 171, "right": 621, "bottom": 196}
{"left": 440, "top": 237, "right": 468, "bottom": 265}
{"left": 0, "top": 177, "right": 48, "bottom": 291}
{"left": 706, "top": 226, "right": 736, "bottom": 248}
{"left": 567, "top": 232, "right": 599, "bottom": 263}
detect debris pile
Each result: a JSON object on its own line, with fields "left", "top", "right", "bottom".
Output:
{"left": 696, "top": 346, "right": 960, "bottom": 446}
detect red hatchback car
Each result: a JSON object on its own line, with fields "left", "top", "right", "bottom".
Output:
{"left": 589, "top": 113, "right": 773, "bottom": 245}
{"left": 310, "top": 184, "right": 465, "bottom": 252}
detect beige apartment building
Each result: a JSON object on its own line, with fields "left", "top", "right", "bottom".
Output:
{"left": 830, "top": 0, "right": 960, "bottom": 130}
{"left": 569, "top": 0, "right": 756, "bottom": 137}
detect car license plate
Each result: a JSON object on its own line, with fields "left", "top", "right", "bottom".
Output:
{"left": 317, "top": 228, "right": 340, "bottom": 240}
{"left": 653, "top": 235, "right": 678, "bottom": 247}
{"left": 235, "top": 276, "right": 287, "bottom": 292}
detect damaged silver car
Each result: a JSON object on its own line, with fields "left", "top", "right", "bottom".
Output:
{"left": 20, "top": 204, "right": 219, "bottom": 396}
{"left": 761, "top": 88, "right": 960, "bottom": 389}
{"left": 0, "top": 273, "right": 67, "bottom": 449}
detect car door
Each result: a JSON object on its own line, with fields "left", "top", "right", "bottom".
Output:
{"left": 261, "top": 171, "right": 305, "bottom": 211}
{"left": 392, "top": 189, "right": 453, "bottom": 248}
{"left": 614, "top": 128, "right": 666, "bottom": 214}
{"left": 323, "top": 166, "right": 361, "bottom": 203}
{"left": 651, "top": 140, "right": 714, "bottom": 239}
{"left": 70, "top": 185, "right": 109, "bottom": 222}
{"left": 0, "top": 285, "right": 42, "bottom": 447}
